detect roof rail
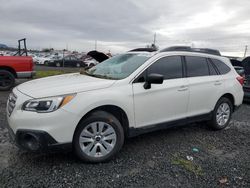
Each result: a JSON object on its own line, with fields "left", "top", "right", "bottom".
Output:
{"left": 160, "top": 46, "right": 221, "bottom": 56}
{"left": 129, "top": 48, "right": 157, "bottom": 52}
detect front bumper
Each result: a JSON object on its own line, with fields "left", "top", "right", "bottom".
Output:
{"left": 6, "top": 123, "right": 71, "bottom": 151}
{"left": 6, "top": 88, "right": 80, "bottom": 150}
{"left": 17, "top": 71, "right": 36, "bottom": 79}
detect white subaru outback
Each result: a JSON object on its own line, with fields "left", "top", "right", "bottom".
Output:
{"left": 6, "top": 48, "right": 244, "bottom": 162}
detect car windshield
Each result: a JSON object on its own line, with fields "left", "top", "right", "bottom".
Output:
{"left": 85, "top": 53, "right": 151, "bottom": 80}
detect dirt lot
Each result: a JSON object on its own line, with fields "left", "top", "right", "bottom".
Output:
{"left": 0, "top": 79, "right": 250, "bottom": 187}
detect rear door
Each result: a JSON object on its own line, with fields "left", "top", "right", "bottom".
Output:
{"left": 185, "top": 56, "right": 224, "bottom": 117}
{"left": 133, "top": 55, "right": 189, "bottom": 128}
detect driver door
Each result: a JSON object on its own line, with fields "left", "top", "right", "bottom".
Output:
{"left": 132, "top": 56, "right": 189, "bottom": 128}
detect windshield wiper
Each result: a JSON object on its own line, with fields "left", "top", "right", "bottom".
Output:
{"left": 84, "top": 71, "right": 116, "bottom": 80}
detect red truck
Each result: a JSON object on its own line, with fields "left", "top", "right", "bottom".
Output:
{"left": 0, "top": 39, "right": 35, "bottom": 91}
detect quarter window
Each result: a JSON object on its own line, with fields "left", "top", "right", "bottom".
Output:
{"left": 207, "top": 60, "right": 218, "bottom": 75}
{"left": 211, "top": 58, "right": 231, "bottom": 74}
{"left": 186, "top": 56, "right": 209, "bottom": 77}
{"left": 147, "top": 56, "right": 183, "bottom": 79}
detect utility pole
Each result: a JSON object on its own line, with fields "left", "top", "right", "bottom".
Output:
{"left": 95, "top": 40, "right": 97, "bottom": 50}
{"left": 153, "top": 33, "right": 156, "bottom": 45}
{"left": 244, "top": 45, "right": 248, "bottom": 57}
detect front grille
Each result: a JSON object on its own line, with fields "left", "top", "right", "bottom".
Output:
{"left": 7, "top": 92, "right": 17, "bottom": 116}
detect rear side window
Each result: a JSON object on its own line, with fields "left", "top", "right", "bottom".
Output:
{"left": 211, "top": 59, "right": 231, "bottom": 74}
{"left": 186, "top": 56, "right": 209, "bottom": 77}
{"left": 147, "top": 56, "right": 183, "bottom": 79}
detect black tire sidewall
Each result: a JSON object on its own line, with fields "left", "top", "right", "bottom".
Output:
{"left": 73, "top": 111, "right": 124, "bottom": 163}
{"left": 210, "top": 97, "right": 233, "bottom": 130}
{"left": 0, "top": 70, "right": 15, "bottom": 91}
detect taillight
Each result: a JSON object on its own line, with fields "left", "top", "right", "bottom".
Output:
{"left": 236, "top": 76, "right": 244, "bottom": 86}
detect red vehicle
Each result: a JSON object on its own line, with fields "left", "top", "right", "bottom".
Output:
{"left": 0, "top": 39, "right": 35, "bottom": 91}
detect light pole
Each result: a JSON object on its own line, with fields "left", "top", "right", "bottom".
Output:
{"left": 244, "top": 45, "right": 248, "bottom": 58}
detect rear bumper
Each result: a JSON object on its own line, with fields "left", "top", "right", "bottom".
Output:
{"left": 17, "top": 71, "right": 36, "bottom": 78}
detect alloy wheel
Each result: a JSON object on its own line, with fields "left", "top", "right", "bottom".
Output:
{"left": 79, "top": 121, "right": 117, "bottom": 158}
{"left": 216, "top": 102, "right": 230, "bottom": 126}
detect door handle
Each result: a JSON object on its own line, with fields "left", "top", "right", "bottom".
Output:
{"left": 178, "top": 85, "right": 188, "bottom": 91}
{"left": 214, "top": 80, "right": 222, "bottom": 86}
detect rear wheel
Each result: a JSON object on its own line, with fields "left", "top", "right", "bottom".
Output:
{"left": 73, "top": 111, "right": 124, "bottom": 163}
{"left": 208, "top": 97, "right": 233, "bottom": 130}
{"left": 0, "top": 70, "right": 15, "bottom": 91}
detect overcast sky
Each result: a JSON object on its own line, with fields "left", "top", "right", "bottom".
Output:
{"left": 1, "top": 0, "right": 250, "bottom": 56}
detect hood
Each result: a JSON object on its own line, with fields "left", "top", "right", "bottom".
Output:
{"left": 87, "top": 50, "right": 109, "bottom": 62}
{"left": 17, "top": 73, "right": 116, "bottom": 98}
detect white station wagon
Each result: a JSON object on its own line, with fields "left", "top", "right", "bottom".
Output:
{"left": 7, "top": 47, "right": 244, "bottom": 162}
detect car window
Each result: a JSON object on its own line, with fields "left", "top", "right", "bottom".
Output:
{"left": 86, "top": 53, "right": 151, "bottom": 80}
{"left": 71, "top": 56, "right": 77, "bottom": 60}
{"left": 147, "top": 56, "right": 183, "bottom": 79}
{"left": 64, "top": 56, "right": 70, "bottom": 60}
{"left": 186, "top": 56, "right": 209, "bottom": 77}
{"left": 207, "top": 60, "right": 218, "bottom": 75}
{"left": 211, "top": 58, "right": 231, "bottom": 74}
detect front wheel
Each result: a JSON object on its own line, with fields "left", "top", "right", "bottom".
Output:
{"left": 73, "top": 111, "right": 124, "bottom": 163}
{"left": 208, "top": 97, "right": 233, "bottom": 130}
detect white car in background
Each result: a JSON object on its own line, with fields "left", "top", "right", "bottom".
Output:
{"left": 35, "top": 55, "right": 52, "bottom": 65}
{"left": 35, "top": 55, "right": 62, "bottom": 65}
{"left": 6, "top": 47, "right": 244, "bottom": 163}
{"left": 84, "top": 58, "right": 99, "bottom": 68}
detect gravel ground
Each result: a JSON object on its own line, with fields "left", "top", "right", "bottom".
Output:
{"left": 0, "top": 84, "right": 250, "bottom": 187}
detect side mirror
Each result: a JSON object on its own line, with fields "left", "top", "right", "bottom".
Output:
{"left": 144, "top": 73, "right": 164, "bottom": 89}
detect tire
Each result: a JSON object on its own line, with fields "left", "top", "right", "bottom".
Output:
{"left": 73, "top": 111, "right": 124, "bottom": 163}
{"left": 56, "top": 62, "right": 61, "bottom": 67}
{"left": 0, "top": 70, "right": 15, "bottom": 91}
{"left": 207, "top": 97, "right": 233, "bottom": 130}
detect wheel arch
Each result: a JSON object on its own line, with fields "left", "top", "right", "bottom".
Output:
{"left": 0, "top": 66, "right": 17, "bottom": 78}
{"left": 217, "top": 93, "right": 235, "bottom": 111}
{"left": 74, "top": 105, "right": 130, "bottom": 138}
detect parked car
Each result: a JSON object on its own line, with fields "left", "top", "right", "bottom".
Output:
{"left": 241, "top": 57, "right": 250, "bottom": 101}
{"left": 233, "top": 66, "right": 245, "bottom": 77}
{"left": 84, "top": 58, "right": 99, "bottom": 68}
{"left": 35, "top": 55, "right": 52, "bottom": 65}
{"left": 0, "top": 39, "right": 35, "bottom": 91}
{"left": 229, "top": 58, "right": 250, "bottom": 101}
{"left": 6, "top": 48, "right": 244, "bottom": 162}
{"left": 47, "top": 55, "right": 86, "bottom": 68}
{"left": 87, "top": 50, "right": 109, "bottom": 63}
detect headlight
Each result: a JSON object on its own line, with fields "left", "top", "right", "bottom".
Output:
{"left": 22, "top": 94, "right": 75, "bottom": 113}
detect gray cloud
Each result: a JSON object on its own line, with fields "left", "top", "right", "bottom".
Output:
{"left": 0, "top": 0, "right": 250, "bottom": 56}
